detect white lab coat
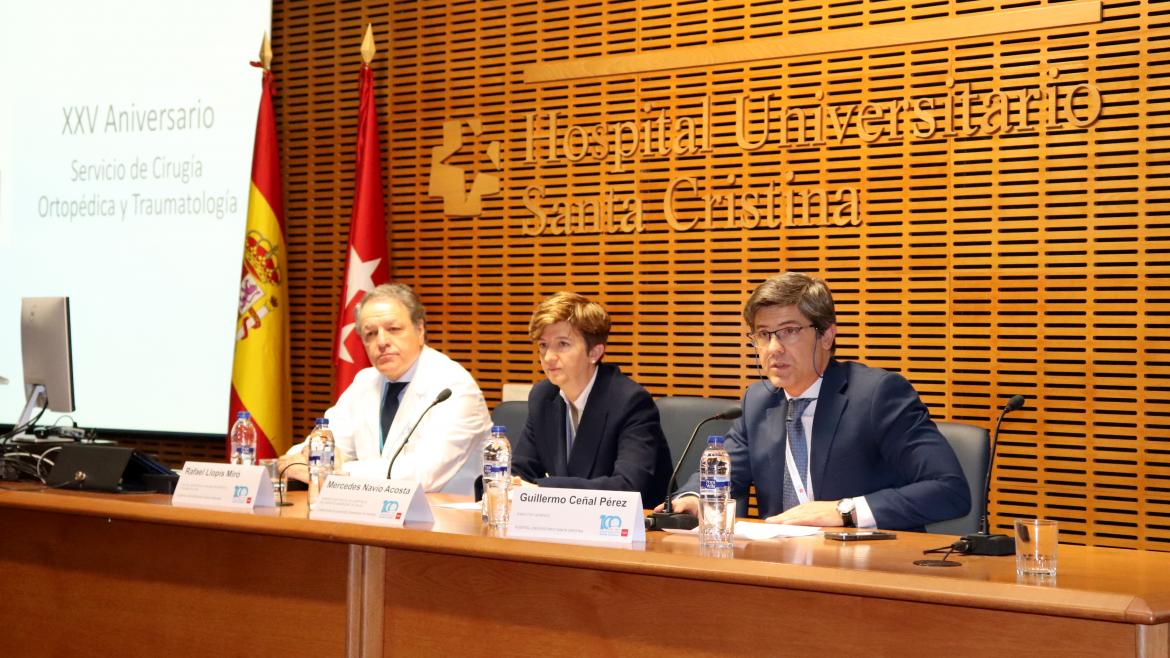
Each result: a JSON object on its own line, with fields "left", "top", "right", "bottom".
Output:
{"left": 289, "top": 346, "right": 490, "bottom": 492}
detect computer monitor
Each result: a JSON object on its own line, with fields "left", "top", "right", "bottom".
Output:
{"left": 15, "top": 297, "right": 75, "bottom": 429}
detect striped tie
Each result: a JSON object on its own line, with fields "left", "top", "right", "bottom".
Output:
{"left": 781, "top": 397, "right": 814, "bottom": 511}
{"left": 567, "top": 402, "right": 580, "bottom": 455}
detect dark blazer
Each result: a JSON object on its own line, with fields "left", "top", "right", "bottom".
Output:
{"left": 512, "top": 363, "right": 673, "bottom": 507}
{"left": 682, "top": 360, "right": 970, "bottom": 530}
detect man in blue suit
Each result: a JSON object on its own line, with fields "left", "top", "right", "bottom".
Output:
{"left": 671, "top": 273, "right": 969, "bottom": 530}
{"left": 511, "top": 292, "right": 673, "bottom": 506}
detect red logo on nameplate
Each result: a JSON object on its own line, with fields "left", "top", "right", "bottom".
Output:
{"left": 621, "top": 529, "right": 629, "bottom": 537}
{"left": 247, "top": 497, "right": 253, "bottom": 504}
{"left": 396, "top": 512, "right": 403, "bottom": 520}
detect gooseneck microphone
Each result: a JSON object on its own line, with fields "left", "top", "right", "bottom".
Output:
{"left": 983, "top": 394, "right": 1024, "bottom": 537}
{"left": 273, "top": 460, "right": 302, "bottom": 507}
{"left": 959, "top": 394, "right": 1026, "bottom": 556}
{"left": 385, "top": 388, "right": 452, "bottom": 479}
{"left": 646, "top": 405, "right": 742, "bottom": 531}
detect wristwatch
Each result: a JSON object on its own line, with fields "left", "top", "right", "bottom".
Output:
{"left": 837, "top": 498, "right": 857, "bottom": 528}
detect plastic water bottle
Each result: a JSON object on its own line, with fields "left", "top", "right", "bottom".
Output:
{"left": 699, "top": 435, "right": 733, "bottom": 549}
{"left": 229, "top": 411, "right": 257, "bottom": 466}
{"left": 482, "top": 425, "right": 511, "bottom": 528}
{"left": 308, "top": 418, "right": 335, "bottom": 505}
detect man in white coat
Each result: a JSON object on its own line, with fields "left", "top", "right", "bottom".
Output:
{"left": 283, "top": 283, "right": 491, "bottom": 491}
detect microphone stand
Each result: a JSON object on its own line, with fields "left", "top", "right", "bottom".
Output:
{"left": 960, "top": 395, "right": 1025, "bottom": 556}
{"left": 274, "top": 461, "right": 302, "bottom": 507}
{"left": 386, "top": 389, "right": 452, "bottom": 479}
{"left": 915, "top": 542, "right": 963, "bottom": 568}
{"left": 646, "top": 407, "right": 741, "bottom": 531}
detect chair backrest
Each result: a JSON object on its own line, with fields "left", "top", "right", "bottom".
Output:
{"left": 654, "top": 396, "right": 736, "bottom": 493}
{"left": 501, "top": 383, "right": 533, "bottom": 402}
{"left": 490, "top": 400, "right": 529, "bottom": 438}
{"left": 925, "top": 421, "right": 990, "bottom": 536}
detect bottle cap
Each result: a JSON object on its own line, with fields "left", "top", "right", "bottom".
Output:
{"left": 237, "top": 410, "right": 251, "bottom": 419}
{"left": 319, "top": 418, "right": 329, "bottom": 426}
{"left": 491, "top": 425, "right": 506, "bottom": 434}
{"left": 706, "top": 434, "right": 725, "bottom": 445}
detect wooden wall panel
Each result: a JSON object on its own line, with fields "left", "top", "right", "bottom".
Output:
{"left": 272, "top": 0, "right": 1170, "bottom": 550}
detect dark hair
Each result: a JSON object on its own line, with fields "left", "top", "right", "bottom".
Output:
{"left": 743, "top": 272, "right": 836, "bottom": 333}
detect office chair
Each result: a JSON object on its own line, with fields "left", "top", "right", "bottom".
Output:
{"left": 925, "top": 421, "right": 990, "bottom": 536}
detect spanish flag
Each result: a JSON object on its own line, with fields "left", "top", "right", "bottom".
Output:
{"left": 228, "top": 35, "right": 291, "bottom": 459}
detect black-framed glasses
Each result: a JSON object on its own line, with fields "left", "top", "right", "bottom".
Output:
{"left": 746, "top": 325, "right": 815, "bottom": 348}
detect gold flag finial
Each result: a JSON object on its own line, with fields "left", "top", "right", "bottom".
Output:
{"left": 259, "top": 32, "right": 273, "bottom": 70}
{"left": 361, "top": 24, "right": 376, "bottom": 65}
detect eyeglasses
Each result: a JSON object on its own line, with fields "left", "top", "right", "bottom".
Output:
{"left": 746, "top": 325, "right": 815, "bottom": 348}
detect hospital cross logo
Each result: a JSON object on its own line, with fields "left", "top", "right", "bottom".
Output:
{"left": 428, "top": 118, "right": 502, "bottom": 217}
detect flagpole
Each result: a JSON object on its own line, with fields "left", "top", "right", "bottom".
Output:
{"left": 229, "top": 31, "right": 291, "bottom": 460}
{"left": 259, "top": 31, "right": 273, "bottom": 71}
{"left": 332, "top": 24, "right": 392, "bottom": 398}
{"left": 361, "top": 24, "right": 375, "bottom": 66}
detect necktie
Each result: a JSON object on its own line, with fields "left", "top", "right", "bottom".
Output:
{"left": 566, "top": 402, "right": 580, "bottom": 455}
{"left": 380, "top": 381, "right": 409, "bottom": 451}
{"left": 782, "top": 397, "right": 814, "bottom": 511}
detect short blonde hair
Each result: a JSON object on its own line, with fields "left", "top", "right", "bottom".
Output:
{"left": 528, "top": 292, "right": 611, "bottom": 350}
{"left": 355, "top": 283, "right": 426, "bottom": 327}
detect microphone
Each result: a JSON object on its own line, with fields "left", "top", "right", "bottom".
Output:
{"left": 385, "top": 388, "right": 452, "bottom": 480}
{"left": 959, "top": 394, "right": 1026, "bottom": 556}
{"left": 646, "top": 405, "right": 742, "bottom": 531}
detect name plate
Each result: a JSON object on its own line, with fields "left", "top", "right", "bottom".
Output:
{"left": 172, "top": 461, "right": 274, "bottom": 509}
{"left": 309, "top": 476, "right": 433, "bottom": 527}
{"left": 508, "top": 487, "right": 645, "bottom": 544}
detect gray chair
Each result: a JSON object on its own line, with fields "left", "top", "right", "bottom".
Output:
{"left": 924, "top": 421, "right": 990, "bottom": 536}
{"left": 654, "top": 396, "right": 737, "bottom": 496}
{"left": 490, "top": 400, "right": 529, "bottom": 438}
{"left": 447, "top": 401, "right": 531, "bottom": 496}
{"left": 469, "top": 401, "right": 530, "bottom": 500}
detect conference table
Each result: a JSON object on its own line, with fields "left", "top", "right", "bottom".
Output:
{"left": 0, "top": 483, "right": 1167, "bottom": 658}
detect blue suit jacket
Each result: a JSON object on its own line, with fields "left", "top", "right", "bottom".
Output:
{"left": 684, "top": 360, "right": 970, "bottom": 530}
{"left": 511, "top": 364, "right": 673, "bottom": 507}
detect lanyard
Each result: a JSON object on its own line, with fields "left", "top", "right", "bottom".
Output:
{"left": 784, "top": 412, "right": 811, "bottom": 505}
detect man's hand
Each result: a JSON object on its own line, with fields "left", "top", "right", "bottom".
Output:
{"left": 765, "top": 500, "right": 841, "bottom": 526}
{"left": 277, "top": 445, "right": 310, "bottom": 484}
{"left": 653, "top": 494, "right": 699, "bottom": 516}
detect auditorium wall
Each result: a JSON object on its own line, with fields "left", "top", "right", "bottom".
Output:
{"left": 270, "top": 0, "right": 1170, "bottom": 549}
